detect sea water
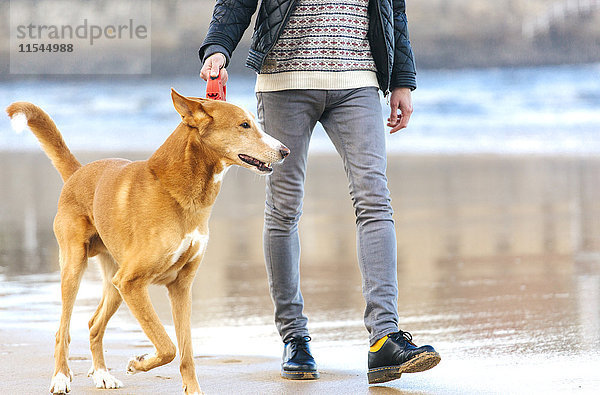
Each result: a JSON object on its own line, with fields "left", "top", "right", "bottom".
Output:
{"left": 1, "top": 63, "right": 599, "bottom": 154}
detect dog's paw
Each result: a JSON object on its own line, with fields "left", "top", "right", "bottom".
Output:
{"left": 88, "top": 367, "right": 123, "bottom": 389}
{"left": 49, "top": 372, "right": 72, "bottom": 394}
{"left": 126, "top": 353, "right": 148, "bottom": 375}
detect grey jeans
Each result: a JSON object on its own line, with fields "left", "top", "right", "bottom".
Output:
{"left": 257, "top": 87, "right": 399, "bottom": 346}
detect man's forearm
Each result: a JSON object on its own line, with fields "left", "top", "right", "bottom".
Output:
{"left": 391, "top": 0, "right": 417, "bottom": 90}
{"left": 199, "top": 0, "right": 259, "bottom": 65}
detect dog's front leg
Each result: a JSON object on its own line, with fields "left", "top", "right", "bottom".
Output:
{"left": 111, "top": 274, "right": 177, "bottom": 373}
{"left": 167, "top": 263, "right": 202, "bottom": 395}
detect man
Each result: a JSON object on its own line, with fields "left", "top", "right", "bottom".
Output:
{"left": 199, "top": 0, "right": 440, "bottom": 384}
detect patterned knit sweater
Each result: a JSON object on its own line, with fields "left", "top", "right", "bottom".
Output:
{"left": 256, "top": 0, "right": 378, "bottom": 92}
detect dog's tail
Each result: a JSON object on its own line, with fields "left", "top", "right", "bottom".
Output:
{"left": 6, "top": 102, "right": 81, "bottom": 182}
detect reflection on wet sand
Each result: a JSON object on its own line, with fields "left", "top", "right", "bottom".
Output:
{"left": 1, "top": 152, "right": 599, "bottom": 392}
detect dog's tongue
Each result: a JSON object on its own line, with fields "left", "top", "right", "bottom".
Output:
{"left": 239, "top": 154, "right": 271, "bottom": 172}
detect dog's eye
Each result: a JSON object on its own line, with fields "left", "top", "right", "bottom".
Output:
{"left": 240, "top": 122, "right": 251, "bottom": 129}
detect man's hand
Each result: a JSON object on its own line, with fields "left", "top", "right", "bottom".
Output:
{"left": 387, "top": 87, "right": 413, "bottom": 133}
{"left": 200, "top": 53, "right": 229, "bottom": 84}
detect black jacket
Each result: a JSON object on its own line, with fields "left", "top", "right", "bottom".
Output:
{"left": 199, "top": 0, "right": 416, "bottom": 92}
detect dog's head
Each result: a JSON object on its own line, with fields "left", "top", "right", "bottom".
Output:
{"left": 171, "top": 89, "right": 289, "bottom": 175}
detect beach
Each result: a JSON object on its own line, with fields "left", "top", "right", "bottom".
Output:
{"left": 1, "top": 152, "right": 599, "bottom": 393}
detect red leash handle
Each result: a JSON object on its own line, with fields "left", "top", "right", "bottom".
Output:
{"left": 206, "top": 74, "right": 226, "bottom": 101}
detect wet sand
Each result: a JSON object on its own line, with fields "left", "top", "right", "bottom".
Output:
{"left": 1, "top": 152, "right": 600, "bottom": 393}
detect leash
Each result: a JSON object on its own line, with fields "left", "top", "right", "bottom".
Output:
{"left": 206, "top": 74, "right": 226, "bottom": 101}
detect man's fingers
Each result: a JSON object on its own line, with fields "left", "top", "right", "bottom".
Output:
{"left": 388, "top": 110, "right": 412, "bottom": 134}
{"left": 200, "top": 66, "right": 228, "bottom": 84}
{"left": 220, "top": 68, "right": 229, "bottom": 85}
{"left": 398, "top": 106, "right": 412, "bottom": 129}
{"left": 200, "top": 64, "right": 210, "bottom": 81}
{"left": 388, "top": 99, "right": 403, "bottom": 134}
{"left": 200, "top": 53, "right": 226, "bottom": 81}
{"left": 389, "top": 122, "right": 404, "bottom": 133}
{"left": 389, "top": 102, "right": 413, "bottom": 134}
{"left": 210, "top": 62, "right": 220, "bottom": 78}
{"left": 388, "top": 115, "right": 403, "bottom": 134}
{"left": 389, "top": 100, "right": 399, "bottom": 127}
{"left": 387, "top": 87, "right": 413, "bottom": 133}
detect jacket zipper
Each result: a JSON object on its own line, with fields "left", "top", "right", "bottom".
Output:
{"left": 374, "top": 0, "right": 391, "bottom": 96}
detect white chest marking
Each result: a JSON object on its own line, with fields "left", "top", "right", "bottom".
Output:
{"left": 213, "top": 164, "right": 231, "bottom": 184}
{"left": 171, "top": 229, "right": 209, "bottom": 264}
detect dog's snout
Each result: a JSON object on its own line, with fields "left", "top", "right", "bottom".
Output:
{"left": 279, "top": 146, "right": 290, "bottom": 159}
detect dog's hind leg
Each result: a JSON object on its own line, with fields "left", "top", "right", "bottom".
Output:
{"left": 167, "top": 261, "right": 202, "bottom": 395}
{"left": 50, "top": 243, "right": 87, "bottom": 394}
{"left": 111, "top": 270, "right": 177, "bottom": 375}
{"left": 87, "top": 253, "right": 124, "bottom": 389}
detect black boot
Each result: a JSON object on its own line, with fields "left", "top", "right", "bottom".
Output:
{"left": 368, "top": 331, "right": 440, "bottom": 384}
{"left": 281, "top": 336, "right": 319, "bottom": 380}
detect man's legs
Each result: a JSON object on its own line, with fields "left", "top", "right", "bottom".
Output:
{"left": 320, "top": 87, "right": 440, "bottom": 383}
{"left": 258, "top": 88, "right": 439, "bottom": 384}
{"left": 257, "top": 90, "right": 325, "bottom": 342}
{"left": 258, "top": 87, "right": 400, "bottom": 344}
{"left": 319, "top": 87, "right": 400, "bottom": 345}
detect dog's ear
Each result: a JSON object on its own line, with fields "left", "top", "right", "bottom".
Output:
{"left": 171, "top": 89, "right": 211, "bottom": 127}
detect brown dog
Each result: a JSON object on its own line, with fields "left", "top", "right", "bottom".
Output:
{"left": 6, "top": 90, "right": 289, "bottom": 394}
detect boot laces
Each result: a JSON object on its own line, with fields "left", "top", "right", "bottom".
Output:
{"left": 289, "top": 336, "right": 311, "bottom": 352}
{"left": 390, "top": 330, "right": 416, "bottom": 346}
